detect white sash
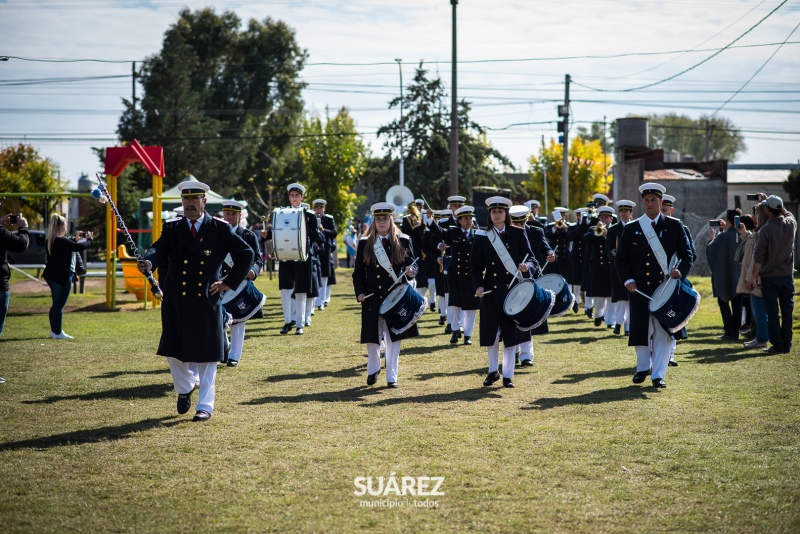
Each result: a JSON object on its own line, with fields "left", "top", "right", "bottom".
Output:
{"left": 373, "top": 238, "right": 400, "bottom": 284}
{"left": 488, "top": 228, "right": 518, "bottom": 274}
{"left": 639, "top": 215, "right": 676, "bottom": 275}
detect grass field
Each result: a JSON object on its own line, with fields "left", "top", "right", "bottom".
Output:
{"left": 0, "top": 269, "right": 798, "bottom": 533}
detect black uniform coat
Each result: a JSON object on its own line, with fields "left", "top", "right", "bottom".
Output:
{"left": 317, "top": 213, "right": 338, "bottom": 278}
{"left": 470, "top": 226, "right": 538, "bottom": 347}
{"left": 525, "top": 224, "right": 553, "bottom": 272}
{"left": 583, "top": 229, "right": 612, "bottom": 297}
{"left": 411, "top": 223, "right": 428, "bottom": 288}
{"left": 424, "top": 226, "right": 448, "bottom": 296}
{"left": 605, "top": 221, "right": 629, "bottom": 302}
{"left": 352, "top": 234, "right": 419, "bottom": 344}
{"left": 269, "top": 208, "right": 324, "bottom": 293}
{"left": 429, "top": 223, "right": 480, "bottom": 310}
{"left": 545, "top": 222, "right": 572, "bottom": 281}
{"left": 145, "top": 214, "right": 253, "bottom": 362}
{"left": 568, "top": 219, "right": 590, "bottom": 285}
{"left": 615, "top": 215, "right": 693, "bottom": 347}
{"left": 222, "top": 225, "right": 265, "bottom": 319}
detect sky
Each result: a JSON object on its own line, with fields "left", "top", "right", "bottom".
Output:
{"left": 1, "top": 0, "right": 799, "bottom": 189}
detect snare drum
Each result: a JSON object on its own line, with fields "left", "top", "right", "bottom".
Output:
{"left": 272, "top": 207, "right": 308, "bottom": 261}
{"left": 221, "top": 279, "right": 267, "bottom": 324}
{"left": 379, "top": 283, "right": 428, "bottom": 335}
{"left": 503, "top": 279, "right": 555, "bottom": 331}
{"left": 648, "top": 277, "right": 700, "bottom": 333}
{"left": 536, "top": 273, "right": 574, "bottom": 317}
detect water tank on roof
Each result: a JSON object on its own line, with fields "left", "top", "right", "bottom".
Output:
{"left": 664, "top": 150, "right": 680, "bottom": 163}
{"left": 616, "top": 117, "right": 649, "bottom": 148}
{"left": 77, "top": 173, "right": 92, "bottom": 192}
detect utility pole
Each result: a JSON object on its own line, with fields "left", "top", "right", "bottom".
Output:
{"left": 395, "top": 58, "right": 404, "bottom": 187}
{"left": 131, "top": 61, "right": 137, "bottom": 139}
{"left": 560, "top": 74, "right": 570, "bottom": 208}
{"left": 449, "top": 0, "right": 459, "bottom": 196}
{"left": 542, "top": 135, "right": 548, "bottom": 215}
{"left": 705, "top": 118, "right": 711, "bottom": 161}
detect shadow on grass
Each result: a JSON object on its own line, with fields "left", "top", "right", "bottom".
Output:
{"left": 21, "top": 383, "right": 173, "bottom": 404}
{"left": 400, "top": 344, "right": 462, "bottom": 356}
{"left": 685, "top": 346, "right": 769, "bottom": 364}
{"left": 541, "top": 336, "right": 598, "bottom": 345}
{"left": 242, "top": 385, "right": 383, "bottom": 405}
{"left": 414, "top": 367, "right": 486, "bottom": 381}
{"left": 89, "top": 369, "right": 169, "bottom": 379}
{"left": 551, "top": 366, "right": 634, "bottom": 384}
{"left": 72, "top": 303, "right": 123, "bottom": 313}
{"left": 365, "top": 387, "right": 502, "bottom": 407}
{"left": 0, "top": 416, "right": 182, "bottom": 451}
{"left": 266, "top": 364, "right": 364, "bottom": 382}
{"left": 523, "top": 385, "right": 651, "bottom": 410}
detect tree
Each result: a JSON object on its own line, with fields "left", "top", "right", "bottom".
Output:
{"left": 784, "top": 168, "right": 800, "bottom": 203}
{"left": 372, "top": 63, "right": 516, "bottom": 208}
{"left": 0, "top": 144, "right": 68, "bottom": 224}
{"left": 298, "top": 108, "right": 368, "bottom": 225}
{"left": 638, "top": 113, "right": 745, "bottom": 162}
{"left": 116, "top": 7, "right": 307, "bottom": 206}
{"left": 524, "top": 137, "right": 612, "bottom": 210}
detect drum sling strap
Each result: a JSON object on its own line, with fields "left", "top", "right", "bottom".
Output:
{"left": 373, "top": 238, "right": 400, "bottom": 284}
{"left": 487, "top": 228, "right": 519, "bottom": 276}
{"left": 639, "top": 215, "right": 678, "bottom": 277}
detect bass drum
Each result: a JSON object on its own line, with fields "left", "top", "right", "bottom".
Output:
{"left": 272, "top": 207, "right": 308, "bottom": 262}
{"left": 503, "top": 279, "right": 555, "bottom": 331}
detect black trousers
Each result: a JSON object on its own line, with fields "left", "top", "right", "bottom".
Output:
{"left": 717, "top": 295, "right": 743, "bottom": 339}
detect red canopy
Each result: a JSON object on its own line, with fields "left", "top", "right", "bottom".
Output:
{"left": 104, "top": 139, "right": 165, "bottom": 177}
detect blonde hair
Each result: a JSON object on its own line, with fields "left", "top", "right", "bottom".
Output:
{"left": 46, "top": 214, "right": 66, "bottom": 255}
{"left": 361, "top": 216, "right": 408, "bottom": 266}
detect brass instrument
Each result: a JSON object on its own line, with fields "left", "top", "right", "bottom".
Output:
{"left": 594, "top": 222, "right": 606, "bottom": 236}
{"left": 439, "top": 248, "right": 446, "bottom": 273}
{"left": 555, "top": 218, "right": 566, "bottom": 229}
{"left": 406, "top": 203, "right": 421, "bottom": 225}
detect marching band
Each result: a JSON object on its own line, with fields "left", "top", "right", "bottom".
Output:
{"left": 135, "top": 179, "right": 700, "bottom": 420}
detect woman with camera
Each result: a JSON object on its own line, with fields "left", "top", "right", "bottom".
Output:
{"left": 42, "top": 214, "right": 93, "bottom": 339}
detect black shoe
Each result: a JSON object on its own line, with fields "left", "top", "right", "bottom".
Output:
{"left": 632, "top": 369, "right": 651, "bottom": 384}
{"left": 763, "top": 346, "right": 786, "bottom": 354}
{"left": 290, "top": 320, "right": 296, "bottom": 327}
{"left": 606, "top": 323, "right": 614, "bottom": 329}
{"left": 652, "top": 378, "right": 667, "bottom": 389}
{"left": 430, "top": 303, "right": 436, "bottom": 312}
{"left": 515, "top": 355, "right": 520, "bottom": 365}
{"left": 521, "top": 359, "right": 533, "bottom": 367}
{"left": 387, "top": 382, "right": 398, "bottom": 389}
{"left": 280, "top": 323, "right": 292, "bottom": 335}
{"left": 585, "top": 308, "right": 593, "bottom": 319}
{"left": 296, "top": 327, "right": 304, "bottom": 335}
{"left": 624, "top": 330, "right": 630, "bottom": 336}
{"left": 613, "top": 325, "right": 621, "bottom": 335}
{"left": 439, "top": 317, "right": 446, "bottom": 325}
{"left": 594, "top": 316, "right": 604, "bottom": 327}
{"left": 463, "top": 336, "right": 472, "bottom": 345}
{"left": 668, "top": 358, "right": 678, "bottom": 367}
{"left": 192, "top": 409, "right": 212, "bottom": 422}
{"left": 444, "top": 324, "right": 452, "bottom": 334}
{"left": 367, "top": 370, "right": 380, "bottom": 386}
{"left": 717, "top": 334, "right": 738, "bottom": 341}
{"left": 177, "top": 390, "right": 193, "bottom": 415}
{"left": 572, "top": 301, "right": 579, "bottom": 313}
{"left": 450, "top": 332, "right": 459, "bottom": 344}
{"left": 503, "top": 378, "right": 515, "bottom": 388}
{"left": 227, "top": 359, "right": 238, "bottom": 368}
{"left": 483, "top": 371, "right": 500, "bottom": 387}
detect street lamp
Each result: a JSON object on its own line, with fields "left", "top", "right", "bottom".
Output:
{"left": 395, "top": 58, "right": 404, "bottom": 187}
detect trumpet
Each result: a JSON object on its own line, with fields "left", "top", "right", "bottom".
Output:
{"left": 555, "top": 218, "right": 567, "bottom": 229}
{"left": 594, "top": 222, "right": 606, "bottom": 236}
{"left": 439, "top": 248, "right": 446, "bottom": 273}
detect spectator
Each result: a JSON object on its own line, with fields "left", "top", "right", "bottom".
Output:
{"left": 707, "top": 209, "right": 743, "bottom": 341}
{"left": 343, "top": 223, "right": 357, "bottom": 268}
{"left": 42, "top": 214, "right": 93, "bottom": 339}
{"left": 1, "top": 213, "right": 31, "bottom": 337}
{"left": 753, "top": 195, "right": 796, "bottom": 354}
{"left": 735, "top": 213, "right": 768, "bottom": 349}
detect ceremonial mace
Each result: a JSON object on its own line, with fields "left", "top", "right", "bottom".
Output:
{"left": 92, "top": 174, "right": 163, "bottom": 300}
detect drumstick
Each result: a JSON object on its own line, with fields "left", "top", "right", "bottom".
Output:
{"left": 539, "top": 246, "right": 557, "bottom": 275}
{"left": 476, "top": 290, "right": 492, "bottom": 296}
{"left": 508, "top": 254, "right": 529, "bottom": 288}
{"left": 635, "top": 289, "right": 654, "bottom": 301}
{"left": 362, "top": 293, "right": 375, "bottom": 300}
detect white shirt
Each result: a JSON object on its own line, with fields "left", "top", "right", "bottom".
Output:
{"left": 186, "top": 213, "right": 205, "bottom": 232}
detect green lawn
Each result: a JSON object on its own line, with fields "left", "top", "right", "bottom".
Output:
{"left": 1, "top": 270, "right": 798, "bottom": 533}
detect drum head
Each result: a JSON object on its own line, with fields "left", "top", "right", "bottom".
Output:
{"left": 503, "top": 280, "right": 535, "bottom": 315}
{"left": 220, "top": 279, "right": 249, "bottom": 305}
{"left": 537, "top": 273, "right": 565, "bottom": 293}
{"left": 379, "top": 284, "right": 407, "bottom": 314}
{"left": 649, "top": 278, "right": 677, "bottom": 311}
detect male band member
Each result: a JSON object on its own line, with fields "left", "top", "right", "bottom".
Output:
{"left": 312, "top": 199, "right": 337, "bottom": 310}
{"left": 471, "top": 197, "right": 538, "bottom": 388}
{"left": 437, "top": 196, "right": 465, "bottom": 333}
{"left": 615, "top": 183, "right": 693, "bottom": 389}
{"left": 428, "top": 205, "right": 480, "bottom": 345}
{"left": 438, "top": 196, "right": 465, "bottom": 229}
{"left": 606, "top": 200, "right": 636, "bottom": 335}
{"left": 511, "top": 205, "right": 555, "bottom": 366}
{"left": 660, "top": 194, "right": 698, "bottom": 365}
{"left": 525, "top": 200, "right": 545, "bottom": 230}
{"left": 409, "top": 210, "right": 429, "bottom": 301}
{"left": 139, "top": 182, "right": 253, "bottom": 422}
{"left": 568, "top": 207, "right": 589, "bottom": 313}
{"left": 583, "top": 206, "right": 615, "bottom": 328}
{"left": 267, "top": 183, "right": 324, "bottom": 335}
{"left": 423, "top": 210, "right": 446, "bottom": 318}
{"left": 219, "top": 200, "right": 264, "bottom": 368}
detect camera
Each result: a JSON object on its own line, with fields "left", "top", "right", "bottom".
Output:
{"left": 586, "top": 201, "right": 596, "bottom": 208}
{"left": 746, "top": 194, "right": 758, "bottom": 201}
{"left": 9, "top": 214, "right": 18, "bottom": 224}
{"left": 709, "top": 220, "right": 721, "bottom": 228}
{"left": 734, "top": 215, "right": 740, "bottom": 228}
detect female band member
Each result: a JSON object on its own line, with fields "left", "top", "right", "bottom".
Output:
{"left": 471, "top": 197, "right": 538, "bottom": 388}
{"left": 353, "top": 202, "right": 419, "bottom": 388}
{"left": 43, "top": 214, "right": 93, "bottom": 339}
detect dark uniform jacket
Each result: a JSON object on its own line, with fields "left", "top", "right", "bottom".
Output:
{"left": 569, "top": 219, "right": 590, "bottom": 286}
{"left": 546, "top": 222, "right": 572, "bottom": 281}
{"left": 470, "top": 226, "right": 538, "bottom": 347}
{"left": 411, "top": 223, "right": 428, "bottom": 288}
{"left": 605, "top": 221, "right": 629, "bottom": 302}
{"left": 145, "top": 214, "right": 253, "bottom": 362}
{"left": 353, "top": 234, "right": 419, "bottom": 344}
{"left": 268, "top": 208, "right": 324, "bottom": 293}
{"left": 583, "top": 228, "right": 612, "bottom": 297}
{"left": 429, "top": 223, "right": 480, "bottom": 310}
{"left": 615, "top": 215, "right": 693, "bottom": 347}
{"left": 317, "top": 213, "right": 338, "bottom": 279}
{"left": 525, "top": 224, "right": 553, "bottom": 274}
{"left": 1, "top": 226, "right": 29, "bottom": 291}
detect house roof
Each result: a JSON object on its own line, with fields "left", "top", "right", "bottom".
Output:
{"left": 727, "top": 169, "right": 792, "bottom": 184}
{"left": 643, "top": 169, "right": 706, "bottom": 181}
